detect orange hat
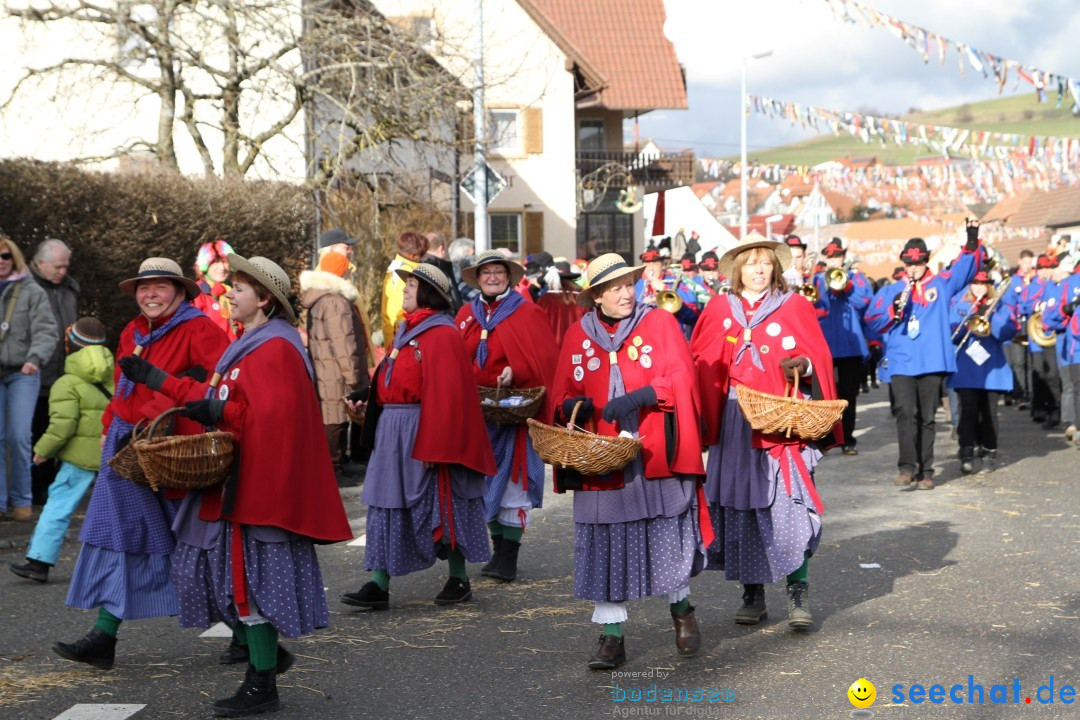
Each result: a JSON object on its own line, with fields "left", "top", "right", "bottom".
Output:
{"left": 318, "top": 252, "right": 349, "bottom": 278}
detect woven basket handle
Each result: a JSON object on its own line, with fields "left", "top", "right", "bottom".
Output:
{"left": 569, "top": 400, "right": 583, "bottom": 428}
{"left": 789, "top": 368, "right": 800, "bottom": 399}
{"left": 145, "top": 407, "right": 185, "bottom": 442}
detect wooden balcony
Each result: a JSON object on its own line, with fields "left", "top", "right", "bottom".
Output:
{"left": 576, "top": 149, "right": 695, "bottom": 190}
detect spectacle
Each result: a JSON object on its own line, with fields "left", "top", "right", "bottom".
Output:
{"left": 0, "top": 253, "right": 12, "bottom": 261}
{"left": 479, "top": 267, "right": 508, "bottom": 277}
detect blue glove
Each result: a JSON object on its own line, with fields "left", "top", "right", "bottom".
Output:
{"left": 601, "top": 386, "right": 658, "bottom": 424}
{"left": 561, "top": 396, "right": 594, "bottom": 424}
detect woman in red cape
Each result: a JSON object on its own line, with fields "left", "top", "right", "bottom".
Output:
{"left": 119, "top": 255, "right": 351, "bottom": 717}
{"left": 341, "top": 263, "right": 496, "bottom": 611}
{"left": 549, "top": 253, "right": 711, "bottom": 671}
{"left": 455, "top": 251, "right": 557, "bottom": 582}
{"left": 690, "top": 234, "right": 841, "bottom": 633}
{"left": 536, "top": 259, "right": 586, "bottom": 346}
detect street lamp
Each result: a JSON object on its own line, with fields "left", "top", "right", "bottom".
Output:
{"left": 740, "top": 49, "right": 773, "bottom": 239}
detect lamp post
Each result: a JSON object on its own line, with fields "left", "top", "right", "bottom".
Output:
{"left": 740, "top": 50, "right": 773, "bottom": 240}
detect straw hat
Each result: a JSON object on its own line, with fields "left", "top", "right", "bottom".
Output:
{"left": 717, "top": 233, "right": 791, "bottom": 280}
{"left": 395, "top": 262, "right": 455, "bottom": 307}
{"left": 119, "top": 258, "right": 201, "bottom": 299}
{"left": 227, "top": 254, "right": 296, "bottom": 323}
{"left": 576, "top": 253, "right": 645, "bottom": 308}
{"left": 460, "top": 249, "right": 526, "bottom": 290}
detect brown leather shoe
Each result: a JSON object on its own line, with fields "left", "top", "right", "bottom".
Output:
{"left": 11, "top": 506, "right": 32, "bottom": 522}
{"left": 671, "top": 605, "right": 701, "bottom": 657}
{"left": 587, "top": 634, "right": 626, "bottom": 670}
{"left": 894, "top": 471, "right": 914, "bottom": 487}
{"left": 916, "top": 474, "right": 935, "bottom": 490}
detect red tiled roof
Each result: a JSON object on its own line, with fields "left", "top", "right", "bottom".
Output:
{"left": 524, "top": 0, "right": 687, "bottom": 111}
{"left": 981, "top": 191, "right": 1032, "bottom": 224}
{"left": 690, "top": 181, "right": 722, "bottom": 200}
{"left": 1007, "top": 187, "right": 1080, "bottom": 228}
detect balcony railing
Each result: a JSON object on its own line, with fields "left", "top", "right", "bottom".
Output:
{"left": 576, "top": 149, "right": 695, "bottom": 190}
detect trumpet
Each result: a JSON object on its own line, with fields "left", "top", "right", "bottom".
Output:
{"left": 894, "top": 279, "right": 912, "bottom": 320}
{"left": 797, "top": 283, "right": 819, "bottom": 303}
{"left": 825, "top": 267, "right": 849, "bottom": 292}
{"left": 655, "top": 289, "right": 684, "bottom": 314}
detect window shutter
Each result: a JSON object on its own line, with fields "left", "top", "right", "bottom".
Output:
{"left": 526, "top": 211, "right": 544, "bottom": 255}
{"left": 523, "top": 108, "right": 543, "bottom": 154}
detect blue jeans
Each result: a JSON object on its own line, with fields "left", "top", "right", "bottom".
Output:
{"left": 27, "top": 461, "right": 96, "bottom": 565}
{"left": 0, "top": 371, "right": 40, "bottom": 511}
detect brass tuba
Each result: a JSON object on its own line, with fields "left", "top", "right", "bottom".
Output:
{"left": 656, "top": 290, "right": 684, "bottom": 314}
{"left": 1027, "top": 312, "right": 1057, "bottom": 348}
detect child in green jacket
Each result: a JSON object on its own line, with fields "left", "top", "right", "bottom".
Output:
{"left": 10, "top": 318, "right": 112, "bottom": 583}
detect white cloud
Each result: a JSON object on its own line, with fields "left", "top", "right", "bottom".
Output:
{"left": 640, "top": 0, "right": 1080, "bottom": 154}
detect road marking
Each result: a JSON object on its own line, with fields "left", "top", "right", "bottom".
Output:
{"left": 859, "top": 401, "right": 891, "bottom": 411}
{"left": 348, "top": 535, "right": 367, "bottom": 547}
{"left": 53, "top": 705, "right": 146, "bottom": 720}
{"left": 852, "top": 426, "right": 875, "bottom": 438}
{"left": 199, "top": 622, "right": 233, "bottom": 638}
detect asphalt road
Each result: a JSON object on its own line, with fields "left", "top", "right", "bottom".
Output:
{"left": 1, "top": 385, "right": 1078, "bottom": 719}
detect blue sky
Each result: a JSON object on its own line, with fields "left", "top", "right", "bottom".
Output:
{"left": 634, "top": 0, "right": 1080, "bottom": 156}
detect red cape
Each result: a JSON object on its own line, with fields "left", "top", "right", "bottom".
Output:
{"left": 456, "top": 299, "right": 559, "bottom": 423}
{"left": 690, "top": 292, "right": 842, "bottom": 449}
{"left": 552, "top": 309, "right": 705, "bottom": 482}
{"left": 536, "top": 291, "right": 585, "bottom": 347}
{"left": 161, "top": 338, "right": 352, "bottom": 543}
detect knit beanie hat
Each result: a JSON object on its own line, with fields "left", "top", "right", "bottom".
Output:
{"left": 195, "top": 239, "right": 236, "bottom": 276}
{"left": 68, "top": 317, "right": 107, "bottom": 349}
{"left": 318, "top": 251, "right": 350, "bottom": 278}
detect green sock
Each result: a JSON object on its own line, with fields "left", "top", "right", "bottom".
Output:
{"left": 499, "top": 523, "right": 523, "bottom": 543}
{"left": 487, "top": 520, "right": 503, "bottom": 538}
{"left": 372, "top": 569, "right": 390, "bottom": 591}
{"left": 786, "top": 552, "right": 810, "bottom": 585}
{"left": 669, "top": 598, "right": 690, "bottom": 614}
{"left": 244, "top": 623, "right": 278, "bottom": 672}
{"left": 603, "top": 622, "right": 622, "bottom": 638}
{"left": 230, "top": 623, "right": 248, "bottom": 646}
{"left": 94, "top": 607, "right": 122, "bottom": 638}
{"left": 447, "top": 550, "right": 468, "bottom": 582}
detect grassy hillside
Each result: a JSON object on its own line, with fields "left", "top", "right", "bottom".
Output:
{"left": 741, "top": 92, "right": 1080, "bottom": 167}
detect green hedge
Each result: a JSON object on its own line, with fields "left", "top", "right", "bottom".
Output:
{"left": 0, "top": 159, "right": 314, "bottom": 341}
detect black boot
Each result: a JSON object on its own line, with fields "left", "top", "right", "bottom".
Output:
{"left": 434, "top": 577, "right": 472, "bottom": 605}
{"left": 219, "top": 639, "right": 296, "bottom": 675}
{"left": 735, "top": 584, "right": 767, "bottom": 625}
{"left": 212, "top": 664, "right": 281, "bottom": 717}
{"left": 53, "top": 628, "right": 117, "bottom": 670}
{"left": 484, "top": 539, "right": 520, "bottom": 582}
{"left": 340, "top": 581, "right": 389, "bottom": 610}
{"left": 960, "top": 446, "right": 975, "bottom": 475}
{"left": 9, "top": 558, "right": 50, "bottom": 583}
{"left": 786, "top": 581, "right": 813, "bottom": 630}
{"left": 480, "top": 535, "right": 504, "bottom": 576}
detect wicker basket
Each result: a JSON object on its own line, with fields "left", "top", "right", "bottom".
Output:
{"left": 479, "top": 386, "right": 546, "bottom": 425}
{"left": 132, "top": 408, "right": 236, "bottom": 492}
{"left": 526, "top": 400, "right": 641, "bottom": 475}
{"left": 343, "top": 399, "right": 366, "bottom": 425}
{"left": 735, "top": 370, "right": 847, "bottom": 441}
{"left": 106, "top": 418, "right": 150, "bottom": 483}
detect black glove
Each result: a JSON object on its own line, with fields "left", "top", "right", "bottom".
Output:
{"left": 1063, "top": 301, "right": 1076, "bottom": 317}
{"left": 180, "top": 399, "right": 226, "bottom": 426}
{"left": 780, "top": 356, "right": 810, "bottom": 383}
{"left": 119, "top": 356, "right": 169, "bottom": 391}
{"left": 965, "top": 218, "right": 980, "bottom": 252}
{"left": 176, "top": 365, "right": 209, "bottom": 383}
{"left": 561, "top": 396, "right": 594, "bottom": 424}
{"left": 347, "top": 388, "right": 368, "bottom": 404}
{"left": 601, "top": 385, "right": 658, "bottom": 424}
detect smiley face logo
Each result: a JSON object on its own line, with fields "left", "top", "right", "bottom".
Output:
{"left": 848, "top": 678, "right": 876, "bottom": 709}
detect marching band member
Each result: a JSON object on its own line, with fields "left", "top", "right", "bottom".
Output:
{"left": 343, "top": 264, "right": 496, "bottom": 610}
{"left": 865, "top": 222, "right": 984, "bottom": 490}
{"left": 1003, "top": 249, "right": 1036, "bottom": 406}
{"left": 679, "top": 253, "right": 713, "bottom": 309}
{"left": 551, "top": 253, "right": 710, "bottom": 670}
{"left": 1020, "top": 255, "right": 1062, "bottom": 429}
{"left": 457, "top": 251, "right": 558, "bottom": 582}
{"left": 1042, "top": 257, "right": 1080, "bottom": 445}
{"left": 813, "top": 238, "right": 873, "bottom": 456}
{"left": 698, "top": 251, "right": 725, "bottom": 297}
{"left": 691, "top": 233, "right": 840, "bottom": 631}
{"left": 780, "top": 235, "right": 809, "bottom": 288}
{"left": 634, "top": 249, "right": 701, "bottom": 337}
{"left": 536, "top": 259, "right": 585, "bottom": 346}
{"left": 948, "top": 271, "right": 1017, "bottom": 474}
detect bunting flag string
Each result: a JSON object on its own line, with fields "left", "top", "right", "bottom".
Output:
{"left": 823, "top": 0, "right": 1080, "bottom": 109}
{"left": 749, "top": 93, "right": 1080, "bottom": 164}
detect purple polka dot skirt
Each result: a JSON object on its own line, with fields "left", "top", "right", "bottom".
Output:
{"left": 573, "top": 504, "right": 703, "bottom": 603}
{"left": 171, "top": 522, "right": 329, "bottom": 639}
{"left": 364, "top": 483, "right": 491, "bottom": 576}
